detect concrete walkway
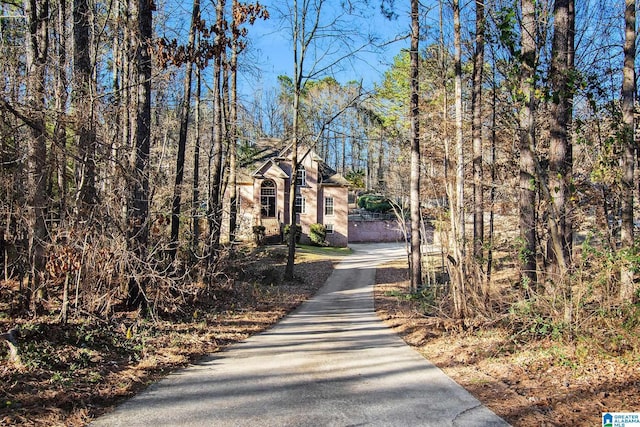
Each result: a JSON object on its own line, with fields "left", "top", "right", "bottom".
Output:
{"left": 91, "top": 243, "right": 509, "bottom": 427}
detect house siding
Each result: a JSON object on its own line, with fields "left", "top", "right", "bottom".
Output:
{"left": 319, "top": 186, "right": 348, "bottom": 247}
{"left": 235, "top": 183, "right": 255, "bottom": 241}
{"left": 297, "top": 154, "right": 318, "bottom": 243}
{"left": 232, "top": 142, "right": 349, "bottom": 247}
{"left": 243, "top": 147, "right": 348, "bottom": 246}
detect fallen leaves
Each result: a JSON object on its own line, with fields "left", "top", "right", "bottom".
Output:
{"left": 0, "top": 249, "right": 334, "bottom": 426}
{"left": 374, "top": 266, "right": 640, "bottom": 427}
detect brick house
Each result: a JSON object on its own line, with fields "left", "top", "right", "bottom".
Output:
{"left": 234, "top": 138, "right": 349, "bottom": 247}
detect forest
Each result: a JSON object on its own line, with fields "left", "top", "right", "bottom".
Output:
{"left": 0, "top": 0, "right": 639, "bottom": 424}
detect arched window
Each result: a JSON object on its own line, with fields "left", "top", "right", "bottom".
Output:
{"left": 260, "top": 180, "right": 276, "bottom": 218}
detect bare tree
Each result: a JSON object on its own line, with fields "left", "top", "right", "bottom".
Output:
{"left": 169, "top": 0, "right": 200, "bottom": 262}
{"left": 126, "top": 0, "right": 153, "bottom": 310}
{"left": 472, "top": 0, "right": 485, "bottom": 264}
{"left": 228, "top": 0, "right": 240, "bottom": 243}
{"left": 518, "top": 0, "right": 538, "bottom": 291}
{"left": 409, "top": 0, "right": 421, "bottom": 292}
{"left": 192, "top": 66, "right": 202, "bottom": 257}
{"left": 73, "top": 0, "right": 98, "bottom": 214}
{"left": 448, "top": 0, "right": 468, "bottom": 318}
{"left": 284, "top": 0, "right": 306, "bottom": 280}
{"left": 547, "top": 0, "right": 573, "bottom": 282}
{"left": 227, "top": 0, "right": 268, "bottom": 243}
{"left": 282, "top": 0, "right": 370, "bottom": 279}
{"left": 207, "top": 0, "right": 226, "bottom": 265}
{"left": 620, "top": 0, "right": 636, "bottom": 301}
{"left": 53, "top": 0, "right": 69, "bottom": 224}
{"left": 24, "top": 0, "right": 50, "bottom": 309}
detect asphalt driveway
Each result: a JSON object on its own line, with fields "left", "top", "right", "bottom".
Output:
{"left": 91, "top": 243, "right": 509, "bottom": 427}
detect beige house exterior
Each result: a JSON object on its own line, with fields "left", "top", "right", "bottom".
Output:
{"left": 234, "top": 139, "right": 349, "bottom": 247}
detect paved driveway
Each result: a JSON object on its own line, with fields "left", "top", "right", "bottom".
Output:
{"left": 91, "top": 243, "right": 509, "bottom": 426}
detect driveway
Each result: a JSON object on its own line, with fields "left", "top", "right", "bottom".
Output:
{"left": 91, "top": 243, "right": 509, "bottom": 426}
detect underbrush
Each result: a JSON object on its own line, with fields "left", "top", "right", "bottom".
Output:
{"left": 393, "top": 284, "right": 640, "bottom": 361}
{"left": 381, "top": 253, "right": 640, "bottom": 368}
{"left": 0, "top": 245, "right": 334, "bottom": 426}
{"left": 375, "top": 262, "right": 640, "bottom": 426}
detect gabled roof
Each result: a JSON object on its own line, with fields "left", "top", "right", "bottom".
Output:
{"left": 237, "top": 137, "right": 348, "bottom": 187}
{"left": 252, "top": 159, "right": 289, "bottom": 179}
{"left": 237, "top": 138, "right": 285, "bottom": 183}
{"left": 318, "top": 161, "right": 349, "bottom": 186}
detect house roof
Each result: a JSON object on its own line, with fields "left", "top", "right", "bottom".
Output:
{"left": 317, "top": 161, "right": 349, "bottom": 186}
{"left": 237, "top": 138, "right": 285, "bottom": 183}
{"left": 237, "top": 138, "right": 348, "bottom": 187}
{"left": 253, "top": 159, "right": 289, "bottom": 180}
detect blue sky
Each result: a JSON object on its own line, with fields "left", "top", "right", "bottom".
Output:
{"left": 236, "top": 0, "right": 412, "bottom": 98}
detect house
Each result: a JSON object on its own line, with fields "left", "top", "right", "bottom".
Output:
{"left": 234, "top": 138, "right": 349, "bottom": 247}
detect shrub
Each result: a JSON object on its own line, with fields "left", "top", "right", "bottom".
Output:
{"left": 309, "top": 223, "right": 328, "bottom": 246}
{"left": 357, "top": 194, "right": 393, "bottom": 213}
{"left": 283, "top": 224, "right": 301, "bottom": 244}
{"left": 252, "top": 225, "right": 265, "bottom": 245}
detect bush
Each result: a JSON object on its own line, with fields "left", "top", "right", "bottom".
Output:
{"left": 283, "top": 224, "right": 301, "bottom": 244}
{"left": 357, "top": 194, "right": 393, "bottom": 213}
{"left": 309, "top": 223, "right": 328, "bottom": 246}
{"left": 252, "top": 225, "right": 265, "bottom": 245}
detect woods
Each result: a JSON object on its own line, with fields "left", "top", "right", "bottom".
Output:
{"left": 0, "top": 0, "right": 637, "bottom": 329}
{"left": 1, "top": 0, "right": 271, "bottom": 316}
{"left": 0, "top": 0, "right": 637, "bottom": 324}
{"left": 0, "top": 0, "right": 639, "bottom": 423}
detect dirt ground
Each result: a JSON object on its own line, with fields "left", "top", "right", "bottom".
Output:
{"left": 1, "top": 246, "right": 639, "bottom": 426}
{"left": 0, "top": 246, "right": 337, "bottom": 426}
{"left": 374, "top": 262, "right": 640, "bottom": 427}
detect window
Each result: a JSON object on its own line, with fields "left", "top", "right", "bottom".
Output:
{"left": 295, "top": 196, "right": 306, "bottom": 214}
{"left": 325, "top": 197, "right": 334, "bottom": 216}
{"left": 295, "top": 166, "right": 306, "bottom": 187}
{"left": 260, "top": 180, "right": 276, "bottom": 218}
{"left": 325, "top": 223, "right": 334, "bottom": 234}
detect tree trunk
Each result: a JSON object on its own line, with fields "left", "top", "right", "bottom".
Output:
{"left": 109, "top": 0, "right": 122, "bottom": 198}
{"left": 409, "top": 0, "right": 422, "bottom": 292}
{"left": 126, "top": 0, "right": 152, "bottom": 311}
{"left": 285, "top": 0, "right": 301, "bottom": 280}
{"left": 439, "top": 0, "right": 449, "bottom": 297}
{"left": 228, "top": 0, "right": 239, "bottom": 243}
{"left": 207, "top": 0, "right": 225, "bottom": 266}
{"left": 54, "top": 0, "right": 68, "bottom": 224}
{"left": 620, "top": 0, "right": 636, "bottom": 301}
{"left": 284, "top": 111, "right": 299, "bottom": 279}
{"left": 547, "top": 0, "right": 571, "bottom": 282}
{"left": 450, "top": 0, "right": 467, "bottom": 318}
{"left": 519, "top": 0, "right": 538, "bottom": 291}
{"left": 192, "top": 64, "right": 202, "bottom": 258}
{"left": 377, "top": 132, "right": 384, "bottom": 189}
{"left": 25, "top": 0, "right": 50, "bottom": 310}
{"left": 472, "top": 0, "right": 485, "bottom": 263}
{"left": 169, "top": 0, "right": 199, "bottom": 261}
{"left": 73, "top": 0, "right": 98, "bottom": 214}
{"left": 486, "top": 50, "right": 498, "bottom": 304}
{"left": 565, "top": 0, "right": 575, "bottom": 260}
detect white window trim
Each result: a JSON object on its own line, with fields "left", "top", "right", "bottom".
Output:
{"left": 295, "top": 195, "right": 306, "bottom": 214}
{"left": 325, "top": 196, "right": 334, "bottom": 216}
{"left": 296, "top": 167, "right": 306, "bottom": 187}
